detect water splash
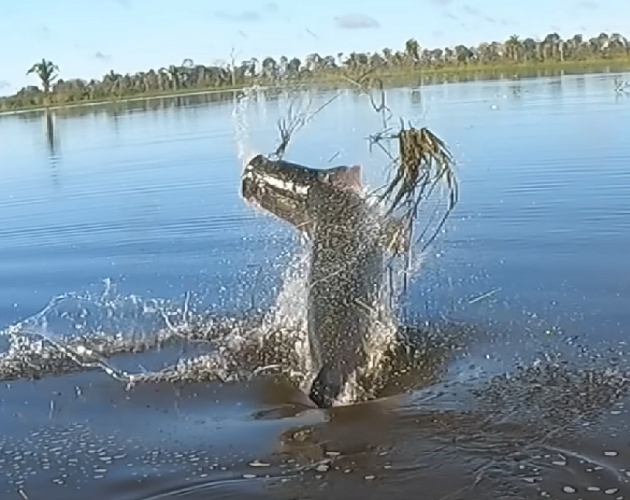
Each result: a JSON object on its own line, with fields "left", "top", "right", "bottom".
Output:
{"left": 0, "top": 86, "right": 454, "bottom": 406}
{"left": 230, "top": 88, "right": 433, "bottom": 403}
{"left": 0, "top": 258, "right": 464, "bottom": 407}
{"left": 0, "top": 280, "right": 203, "bottom": 382}
{"left": 231, "top": 86, "right": 260, "bottom": 168}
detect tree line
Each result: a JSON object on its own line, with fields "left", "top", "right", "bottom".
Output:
{"left": 2, "top": 31, "right": 629, "bottom": 112}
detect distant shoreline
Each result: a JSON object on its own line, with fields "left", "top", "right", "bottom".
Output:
{"left": 3, "top": 58, "right": 630, "bottom": 117}
{"left": 0, "top": 86, "right": 248, "bottom": 117}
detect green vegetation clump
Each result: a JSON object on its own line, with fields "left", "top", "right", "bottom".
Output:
{"left": 2, "top": 32, "right": 630, "bottom": 112}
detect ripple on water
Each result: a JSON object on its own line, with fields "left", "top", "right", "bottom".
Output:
{"left": 0, "top": 421, "right": 299, "bottom": 500}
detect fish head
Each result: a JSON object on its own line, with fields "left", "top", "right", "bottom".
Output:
{"left": 241, "top": 154, "right": 363, "bottom": 234}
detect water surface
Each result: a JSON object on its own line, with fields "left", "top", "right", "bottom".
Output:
{"left": 1, "top": 72, "right": 630, "bottom": 499}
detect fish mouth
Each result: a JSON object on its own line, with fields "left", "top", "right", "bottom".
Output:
{"left": 240, "top": 154, "right": 367, "bottom": 232}
{"left": 241, "top": 154, "right": 317, "bottom": 229}
{"left": 242, "top": 154, "right": 315, "bottom": 202}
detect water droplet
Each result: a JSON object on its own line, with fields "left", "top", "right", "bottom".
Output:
{"left": 605, "top": 451, "right": 619, "bottom": 457}
{"left": 562, "top": 486, "right": 577, "bottom": 494}
{"left": 248, "top": 460, "right": 270, "bottom": 467}
{"left": 606, "top": 489, "right": 619, "bottom": 495}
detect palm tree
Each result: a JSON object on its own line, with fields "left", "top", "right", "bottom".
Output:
{"left": 103, "top": 70, "right": 122, "bottom": 97}
{"left": 26, "top": 59, "right": 59, "bottom": 94}
{"left": 179, "top": 58, "right": 195, "bottom": 87}
{"left": 454, "top": 45, "right": 473, "bottom": 64}
{"left": 261, "top": 57, "right": 279, "bottom": 80}
{"left": 505, "top": 35, "right": 522, "bottom": 62}
{"left": 164, "top": 65, "right": 181, "bottom": 90}
{"left": 404, "top": 38, "right": 420, "bottom": 66}
{"left": 369, "top": 52, "right": 386, "bottom": 69}
{"left": 543, "top": 33, "right": 562, "bottom": 61}
{"left": 278, "top": 55, "right": 289, "bottom": 76}
{"left": 382, "top": 48, "right": 394, "bottom": 66}
{"left": 287, "top": 57, "right": 301, "bottom": 76}
{"left": 567, "top": 34, "right": 584, "bottom": 60}
{"left": 609, "top": 33, "right": 627, "bottom": 57}
{"left": 305, "top": 53, "right": 322, "bottom": 72}
{"left": 2, "top": 29, "right": 630, "bottom": 113}
{"left": 522, "top": 38, "right": 538, "bottom": 61}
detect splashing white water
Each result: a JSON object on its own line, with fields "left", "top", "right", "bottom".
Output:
{"left": 231, "top": 86, "right": 260, "bottom": 168}
{"left": 259, "top": 239, "right": 314, "bottom": 387}
{"left": 0, "top": 87, "right": 441, "bottom": 407}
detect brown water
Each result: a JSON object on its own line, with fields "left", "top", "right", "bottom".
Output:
{"left": 1, "top": 73, "right": 630, "bottom": 499}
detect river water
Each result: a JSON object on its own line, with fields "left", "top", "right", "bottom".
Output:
{"left": 1, "top": 72, "right": 630, "bottom": 499}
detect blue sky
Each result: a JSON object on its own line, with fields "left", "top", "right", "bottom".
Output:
{"left": 0, "top": 0, "right": 627, "bottom": 96}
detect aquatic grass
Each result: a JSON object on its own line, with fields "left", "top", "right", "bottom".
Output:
{"left": 263, "top": 71, "right": 460, "bottom": 255}
{"left": 371, "top": 124, "right": 458, "bottom": 252}
{"left": 271, "top": 84, "right": 344, "bottom": 160}
{"left": 263, "top": 73, "right": 460, "bottom": 316}
{"left": 367, "top": 119, "right": 459, "bottom": 311}
{"left": 338, "top": 73, "right": 459, "bottom": 254}
{"left": 266, "top": 71, "right": 459, "bottom": 254}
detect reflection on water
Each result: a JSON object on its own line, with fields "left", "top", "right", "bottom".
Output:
{"left": 3, "top": 64, "right": 628, "bottom": 124}
{"left": 44, "top": 111, "right": 60, "bottom": 185}
{"left": 8, "top": 89, "right": 239, "bottom": 121}
{"left": 0, "top": 71, "right": 629, "bottom": 499}
{"left": 45, "top": 111, "right": 56, "bottom": 156}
